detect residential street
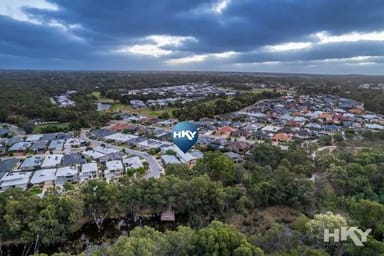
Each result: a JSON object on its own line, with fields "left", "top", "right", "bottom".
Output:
{"left": 80, "top": 129, "right": 164, "bottom": 179}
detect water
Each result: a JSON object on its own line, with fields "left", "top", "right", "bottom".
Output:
{"left": 1, "top": 216, "right": 182, "bottom": 256}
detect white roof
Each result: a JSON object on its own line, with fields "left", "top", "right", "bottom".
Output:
{"left": 365, "top": 124, "right": 384, "bottom": 130}
{"left": 104, "top": 133, "right": 138, "bottom": 143}
{"left": 82, "top": 150, "right": 105, "bottom": 159}
{"left": 362, "top": 114, "right": 378, "bottom": 120}
{"left": 64, "top": 138, "right": 84, "bottom": 147}
{"left": 48, "top": 140, "right": 65, "bottom": 150}
{"left": 94, "top": 146, "right": 120, "bottom": 155}
{"left": 81, "top": 162, "right": 98, "bottom": 174}
{"left": 30, "top": 169, "right": 56, "bottom": 184}
{"left": 262, "top": 125, "right": 282, "bottom": 132}
{"left": 123, "top": 156, "right": 143, "bottom": 169}
{"left": 163, "top": 145, "right": 196, "bottom": 163}
{"left": 138, "top": 139, "right": 171, "bottom": 149}
{"left": 237, "top": 111, "right": 266, "bottom": 118}
{"left": 105, "top": 160, "right": 123, "bottom": 171}
{"left": 56, "top": 165, "right": 79, "bottom": 177}
{"left": 293, "top": 116, "right": 307, "bottom": 122}
{"left": 161, "top": 155, "right": 180, "bottom": 164}
{"left": 26, "top": 134, "right": 43, "bottom": 142}
{"left": 41, "top": 154, "right": 64, "bottom": 168}
{"left": 0, "top": 171, "right": 32, "bottom": 187}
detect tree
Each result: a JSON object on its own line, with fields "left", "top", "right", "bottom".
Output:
{"left": 81, "top": 180, "right": 120, "bottom": 231}
{"left": 194, "top": 151, "right": 235, "bottom": 185}
{"left": 165, "top": 163, "right": 194, "bottom": 178}
{"left": 248, "top": 143, "right": 283, "bottom": 168}
{"left": 158, "top": 112, "right": 170, "bottom": 119}
{"left": 3, "top": 189, "right": 40, "bottom": 242}
{"left": 195, "top": 221, "right": 263, "bottom": 256}
{"left": 305, "top": 211, "right": 347, "bottom": 240}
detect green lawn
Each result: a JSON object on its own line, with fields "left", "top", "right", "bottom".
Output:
{"left": 111, "top": 103, "right": 176, "bottom": 118}
{"left": 30, "top": 187, "right": 43, "bottom": 194}
{"left": 91, "top": 91, "right": 116, "bottom": 103}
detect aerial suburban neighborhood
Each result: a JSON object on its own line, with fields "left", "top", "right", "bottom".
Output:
{"left": 1, "top": 82, "right": 383, "bottom": 196}
{"left": 3, "top": 0, "right": 384, "bottom": 254}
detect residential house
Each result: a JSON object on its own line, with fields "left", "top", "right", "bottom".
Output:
{"left": 8, "top": 142, "right": 31, "bottom": 155}
{"left": 55, "top": 165, "right": 79, "bottom": 185}
{"left": 251, "top": 130, "right": 270, "bottom": 141}
{"left": 41, "top": 154, "right": 63, "bottom": 168}
{"left": 0, "top": 158, "right": 20, "bottom": 179}
{"left": 104, "top": 133, "right": 138, "bottom": 143}
{"left": 62, "top": 153, "right": 87, "bottom": 166}
{"left": 20, "top": 156, "right": 43, "bottom": 170}
{"left": 273, "top": 132, "right": 292, "bottom": 143}
{"left": 64, "top": 138, "right": 86, "bottom": 149}
{"left": 82, "top": 150, "right": 105, "bottom": 160}
{"left": 26, "top": 134, "right": 43, "bottom": 142}
{"left": 5, "top": 137, "right": 22, "bottom": 146}
{"left": 90, "top": 129, "right": 116, "bottom": 139}
{"left": 130, "top": 99, "right": 147, "bottom": 108}
{"left": 209, "top": 138, "right": 229, "bottom": 150}
{"left": 110, "top": 122, "right": 133, "bottom": 132}
{"left": 48, "top": 140, "right": 65, "bottom": 153}
{"left": 30, "top": 141, "right": 47, "bottom": 153}
{"left": 293, "top": 129, "right": 312, "bottom": 140}
{"left": 215, "top": 126, "right": 236, "bottom": 137}
{"left": 0, "top": 171, "right": 32, "bottom": 191}
{"left": 30, "top": 169, "right": 57, "bottom": 186}
{"left": 39, "top": 133, "right": 57, "bottom": 142}
{"left": 80, "top": 162, "right": 98, "bottom": 182}
{"left": 224, "top": 152, "right": 243, "bottom": 163}
{"left": 226, "top": 141, "right": 252, "bottom": 154}
{"left": 99, "top": 152, "right": 125, "bottom": 162}
{"left": 190, "top": 150, "right": 204, "bottom": 159}
{"left": 162, "top": 145, "right": 197, "bottom": 166}
{"left": 161, "top": 155, "right": 181, "bottom": 166}
{"left": 104, "top": 160, "right": 124, "bottom": 182}
{"left": 123, "top": 156, "right": 144, "bottom": 170}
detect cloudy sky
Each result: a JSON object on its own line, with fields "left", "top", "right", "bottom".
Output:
{"left": 1, "top": 0, "right": 384, "bottom": 74}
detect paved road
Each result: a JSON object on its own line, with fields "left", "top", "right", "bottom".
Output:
{"left": 80, "top": 130, "right": 164, "bottom": 179}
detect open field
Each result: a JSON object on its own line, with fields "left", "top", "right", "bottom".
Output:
{"left": 91, "top": 91, "right": 116, "bottom": 103}
{"left": 111, "top": 103, "right": 177, "bottom": 118}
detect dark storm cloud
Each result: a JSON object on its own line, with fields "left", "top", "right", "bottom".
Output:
{"left": 234, "top": 41, "right": 384, "bottom": 64}
{"left": 1, "top": 0, "right": 384, "bottom": 73}
{"left": 0, "top": 15, "right": 89, "bottom": 59}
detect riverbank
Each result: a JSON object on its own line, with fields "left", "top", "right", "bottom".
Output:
{"left": 1, "top": 216, "right": 182, "bottom": 256}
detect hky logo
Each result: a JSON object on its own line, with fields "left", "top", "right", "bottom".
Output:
{"left": 172, "top": 121, "right": 198, "bottom": 153}
{"left": 173, "top": 130, "right": 197, "bottom": 141}
{"left": 324, "top": 227, "right": 371, "bottom": 246}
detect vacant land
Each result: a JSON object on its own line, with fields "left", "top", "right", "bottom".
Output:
{"left": 111, "top": 103, "right": 176, "bottom": 118}
{"left": 91, "top": 91, "right": 116, "bottom": 103}
{"left": 33, "top": 122, "right": 70, "bottom": 133}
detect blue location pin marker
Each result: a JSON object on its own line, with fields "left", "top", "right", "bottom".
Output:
{"left": 172, "top": 121, "right": 199, "bottom": 153}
